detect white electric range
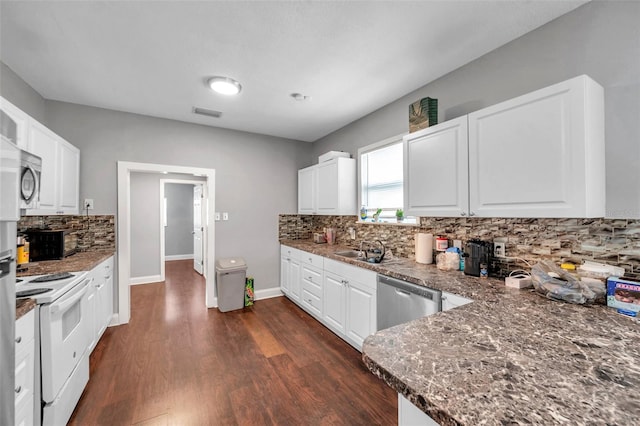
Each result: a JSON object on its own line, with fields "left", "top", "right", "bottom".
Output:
{"left": 17, "top": 271, "right": 91, "bottom": 426}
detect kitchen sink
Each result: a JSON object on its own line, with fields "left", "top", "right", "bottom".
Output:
{"left": 334, "top": 250, "right": 362, "bottom": 259}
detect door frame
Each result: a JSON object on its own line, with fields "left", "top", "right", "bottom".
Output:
{"left": 159, "top": 179, "right": 205, "bottom": 281}
{"left": 117, "top": 161, "right": 216, "bottom": 325}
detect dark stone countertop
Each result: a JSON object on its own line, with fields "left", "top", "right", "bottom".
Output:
{"left": 16, "top": 298, "right": 36, "bottom": 320}
{"left": 16, "top": 250, "right": 115, "bottom": 277}
{"left": 280, "top": 239, "right": 640, "bottom": 425}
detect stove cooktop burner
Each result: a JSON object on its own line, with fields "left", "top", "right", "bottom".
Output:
{"left": 17, "top": 288, "right": 52, "bottom": 298}
{"left": 30, "top": 272, "right": 74, "bottom": 283}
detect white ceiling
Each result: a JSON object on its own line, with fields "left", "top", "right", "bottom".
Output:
{"left": 0, "top": 0, "right": 587, "bottom": 142}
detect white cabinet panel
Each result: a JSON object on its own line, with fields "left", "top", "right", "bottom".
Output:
{"left": 317, "top": 160, "right": 339, "bottom": 213}
{"left": 15, "top": 309, "right": 35, "bottom": 426}
{"left": 345, "top": 279, "right": 376, "bottom": 350}
{"left": 58, "top": 140, "right": 80, "bottom": 212}
{"left": 28, "top": 121, "right": 59, "bottom": 211}
{"left": 323, "top": 271, "right": 346, "bottom": 335}
{"left": 468, "top": 75, "right": 604, "bottom": 218}
{"left": 404, "top": 116, "right": 469, "bottom": 217}
{"left": 297, "top": 166, "right": 316, "bottom": 214}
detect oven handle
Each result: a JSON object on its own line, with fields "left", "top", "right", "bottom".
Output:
{"left": 50, "top": 278, "right": 90, "bottom": 314}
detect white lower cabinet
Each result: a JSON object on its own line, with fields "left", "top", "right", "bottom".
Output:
{"left": 88, "top": 256, "right": 114, "bottom": 353}
{"left": 323, "top": 258, "right": 377, "bottom": 351}
{"left": 15, "top": 309, "right": 35, "bottom": 426}
{"left": 322, "top": 271, "right": 347, "bottom": 335}
{"left": 280, "top": 245, "right": 301, "bottom": 302}
{"left": 280, "top": 245, "right": 377, "bottom": 352}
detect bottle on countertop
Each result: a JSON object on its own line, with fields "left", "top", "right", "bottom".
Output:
{"left": 360, "top": 206, "right": 367, "bottom": 220}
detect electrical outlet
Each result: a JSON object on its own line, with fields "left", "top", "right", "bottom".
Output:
{"left": 223, "top": 212, "right": 229, "bottom": 221}
{"left": 215, "top": 212, "right": 221, "bottom": 221}
{"left": 348, "top": 227, "right": 356, "bottom": 240}
{"left": 84, "top": 199, "right": 94, "bottom": 209}
{"left": 494, "top": 242, "right": 506, "bottom": 258}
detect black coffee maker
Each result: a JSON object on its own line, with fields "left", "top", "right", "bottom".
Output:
{"left": 464, "top": 240, "right": 493, "bottom": 276}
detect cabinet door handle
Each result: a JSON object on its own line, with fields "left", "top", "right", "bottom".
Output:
{"left": 460, "top": 211, "right": 467, "bottom": 217}
{"left": 15, "top": 336, "right": 22, "bottom": 344}
{"left": 308, "top": 276, "right": 313, "bottom": 281}
{"left": 15, "top": 386, "right": 22, "bottom": 394}
{"left": 469, "top": 211, "right": 476, "bottom": 217}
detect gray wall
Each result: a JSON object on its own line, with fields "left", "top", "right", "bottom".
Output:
{"left": 0, "top": 62, "right": 46, "bottom": 123}
{"left": 312, "top": 1, "right": 640, "bottom": 219}
{"left": 130, "top": 173, "right": 162, "bottom": 279}
{"left": 44, "top": 101, "right": 310, "bottom": 291}
{"left": 165, "top": 182, "right": 195, "bottom": 257}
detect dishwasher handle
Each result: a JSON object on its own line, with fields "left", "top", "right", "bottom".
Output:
{"left": 377, "top": 274, "right": 442, "bottom": 306}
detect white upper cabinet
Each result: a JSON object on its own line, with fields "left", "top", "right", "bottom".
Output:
{"left": 404, "top": 75, "right": 605, "bottom": 218}
{"left": 298, "top": 157, "right": 356, "bottom": 215}
{"left": 27, "top": 119, "right": 80, "bottom": 215}
{"left": 0, "top": 96, "right": 30, "bottom": 150}
{"left": 1, "top": 98, "right": 81, "bottom": 215}
{"left": 298, "top": 165, "right": 317, "bottom": 214}
{"left": 468, "top": 75, "right": 604, "bottom": 218}
{"left": 404, "top": 116, "right": 469, "bottom": 217}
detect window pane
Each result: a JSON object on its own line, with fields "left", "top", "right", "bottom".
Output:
{"left": 361, "top": 141, "right": 403, "bottom": 209}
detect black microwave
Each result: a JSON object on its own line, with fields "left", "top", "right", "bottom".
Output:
{"left": 26, "top": 229, "right": 78, "bottom": 260}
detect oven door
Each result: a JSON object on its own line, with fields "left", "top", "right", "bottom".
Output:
{"left": 39, "top": 277, "right": 90, "bottom": 402}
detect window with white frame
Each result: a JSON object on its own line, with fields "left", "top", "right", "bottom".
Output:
{"left": 358, "top": 134, "right": 417, "bottom": 224}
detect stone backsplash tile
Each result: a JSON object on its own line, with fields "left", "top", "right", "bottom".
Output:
{"left": 279, "top": 214, "right": 640, "bottom": 275}
{"left": 18, "top": 215, "right": 115, "bottom": 252}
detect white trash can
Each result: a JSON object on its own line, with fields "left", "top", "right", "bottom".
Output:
{"left": 215, "top": 257, "right": 247, "bottom": 312}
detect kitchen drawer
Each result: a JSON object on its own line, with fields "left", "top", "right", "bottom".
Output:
{"left": 15, "top": 309, "right": 34, "bottom": 357}
{"left": 281, "top": 245, "right": 300, "bottom": 260}
{"left": 301, "top": 264, "right": 322, "bottom": 287}
{"left": 301, "top": 252, "right": 323, "bottom": 269}
{"left": 302, "top": 275, "right": 322, "bottom": 298}
{"left": 301, "top": 288, "right": 322, "bottom": 318}
{"left": 324, "top": 258, "right": 376, "bottom": 289}
{"left": 14, "top": 343, "right": 34, "bottom": 408}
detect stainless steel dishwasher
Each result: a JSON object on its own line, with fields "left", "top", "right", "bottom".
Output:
{"left": 377, "top": 274, "right": 442, "bottom": 330}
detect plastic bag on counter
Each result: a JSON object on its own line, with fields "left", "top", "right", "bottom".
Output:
{"left": 436, "top": 252, "right": 460, "bottom": 271}
{"left": 531, "top": 260, "right": 605, "bottom": 304}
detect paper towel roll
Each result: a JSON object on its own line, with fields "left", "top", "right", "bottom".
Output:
{"left": 415, "top": 233, "right": 433, "bottom": 264}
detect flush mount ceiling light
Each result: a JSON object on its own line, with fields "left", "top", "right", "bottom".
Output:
{"left": 207, "top": 76, "right": 242, "bottom": 95}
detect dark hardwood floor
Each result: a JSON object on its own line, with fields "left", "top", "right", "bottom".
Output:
{"left": 69, "top": 260, "right": 397, "bottom": 425}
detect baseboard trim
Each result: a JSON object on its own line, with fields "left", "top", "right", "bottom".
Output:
{"left": 130, "top": 275, "right": 163, "bottom": 286}
{"left": 255, "top": 287, "right": 284, "bottom": 300}
{"left": 165, "top": 254, "right": 194, "bottom": 261}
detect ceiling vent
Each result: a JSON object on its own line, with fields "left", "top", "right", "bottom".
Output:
{"left": 193, "top": 107, "right": 222, "bottom": 118}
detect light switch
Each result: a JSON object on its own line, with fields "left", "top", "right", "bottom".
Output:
{"left": 215, "top": 212, "right": 221, "bottom": 221}
{"left": 223, "top": 212, "right": 229, "bottom": 221}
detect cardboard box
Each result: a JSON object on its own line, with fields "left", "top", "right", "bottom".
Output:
{"left": 409, "top": 97, "right": 438, "bottom": 133}
{"left": 606, "top": 277, "right": 640, "bottom": 318}
{"left": 318, "top": 151, "right": 350, "bottom": 163}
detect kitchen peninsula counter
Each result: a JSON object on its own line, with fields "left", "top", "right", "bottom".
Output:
{"left": 280, "top": 239, "right": 640, "bottom": 425}
{"left": 17, "top": 250, "right": 115, "bottom": 277}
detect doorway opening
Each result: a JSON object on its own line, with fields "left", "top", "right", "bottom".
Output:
{"left": 160, "top": 179, "right": 206, "bottom": 280}
{"left": 117, "top": 161, "right": 216, "bottom": 325}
